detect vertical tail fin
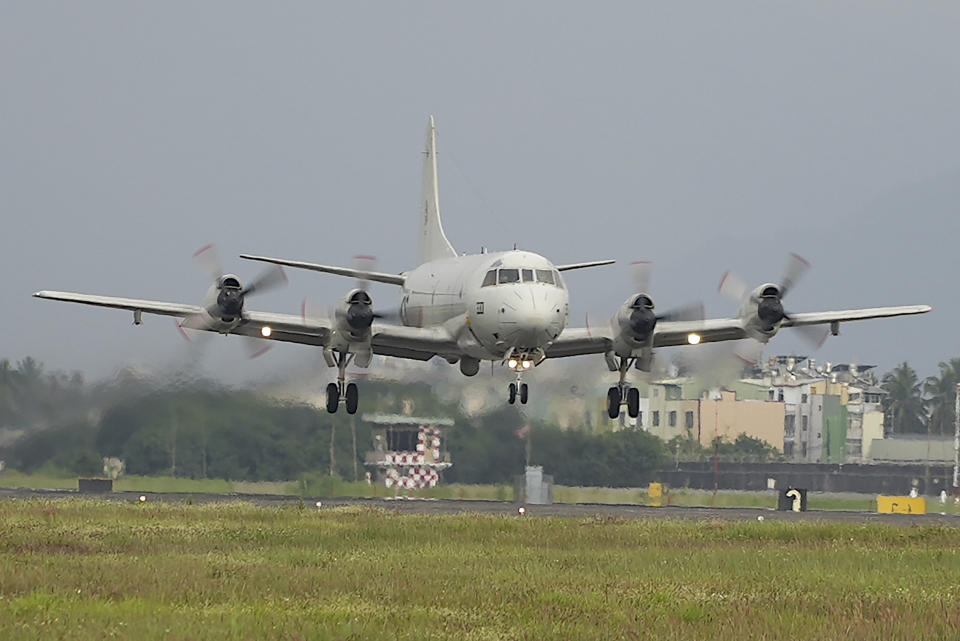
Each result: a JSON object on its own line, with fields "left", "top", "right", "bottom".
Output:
{"left": 418, "top": 115, "right": 457, "bottom": 265}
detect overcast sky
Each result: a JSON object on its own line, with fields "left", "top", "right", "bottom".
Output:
{"left": 2, "top": 2, "right": 957, "bottom": 386}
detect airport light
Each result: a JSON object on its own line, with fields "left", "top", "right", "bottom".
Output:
{"left": 261, "top": 325, "right": 272, "bottom": 338}
{"left": 138, "top": 495, "right": 146, "bottom": 503}
{"left": 687, "top": 333, "right": 701, "bottom": 345}
{"left": 518, "top": 506, "right": 526, "bottom": 515}
{"left": 315, "top": 501, "right": 323, "bottom": 511}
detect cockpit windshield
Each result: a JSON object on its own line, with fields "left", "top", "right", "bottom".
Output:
{"left": 498, "top": 269, "right": 520, "bottom": 284}
{"left": 482, "top": 267, "right": 563, "bottom": 288}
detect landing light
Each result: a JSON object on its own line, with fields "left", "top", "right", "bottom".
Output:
{"left": 261, "top": 326, "right": 272, "bottom": 338}
{"left": 522, "top": 360, "right": 532, "bottom": 369}
{"left": 508, "top": 358, "right": 519, "bottom": 369}
{"left": 687, "top": 333, "right": 701, "bottom": 345}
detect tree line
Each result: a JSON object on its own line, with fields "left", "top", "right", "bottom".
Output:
{"left": 6, "top": 355, "right": 954, "bottom": 486}
{"left": 0, "top": 357, "right": 671, "bottom": 486}
{"left": 880, "top": 359, "right": 960, "bottom": 435}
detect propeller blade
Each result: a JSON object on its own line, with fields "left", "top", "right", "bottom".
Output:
{"left": 193, "top": 244, "right": 224, "bottom": 282}
{"left": 353, "top": 254, "right": 378, "bottom": 291}
{"left": 789, "top": 323, "right": 830, "bottom": 349}
{"left": 779, "top": 253, "right": 810, "bottom": 298}
{"left": 301, "top": 298, "right": 333, "bottom": 325}
{"left": 242, "top": 337, "right": 273, "bottom": 360}
{"left": 629, "top": 261, "right": 653, "bottom": 294}
{"left": 372, "top": 308, "right": 403, "bottom": 323}
{"left": 717, "top": 270, "right": 750, "bottom": 303}
{"left": 241, "top": 264, "right": 287, "bottom": 297}
{"left": 657, "top": 301, "right": 705, "bottom": 323}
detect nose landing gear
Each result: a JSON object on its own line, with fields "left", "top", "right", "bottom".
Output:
{"left": 505, "top": 351, "right": 537, "bottom": 405}
{"left": 508, "top": 381, "right": 529, "bottom": 405}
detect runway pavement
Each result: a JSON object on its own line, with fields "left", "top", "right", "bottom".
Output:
{"left": 2, "top": 486, "right": 958, "bottom": 526}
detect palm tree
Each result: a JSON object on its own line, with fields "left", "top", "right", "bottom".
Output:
{"left": 881, "top": 362, "right": 926, "bottom": 434}
{"left": 924, "top": 358, "right": 960, "bottom": 436}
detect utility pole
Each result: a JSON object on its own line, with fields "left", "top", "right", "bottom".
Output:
{"left": 351, "top": 415, "right": 358, "bottom": 482}
{"left": 329, "top": 418, "right": 336, "bottom": 477}
{"left": 953, "top": 382, "right": 959, "bottom": 500}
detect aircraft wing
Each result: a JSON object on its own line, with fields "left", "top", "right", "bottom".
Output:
{"left": 546, "top": 304, "right": 931, "bottom": 357}
{"left": 546, "top": 318, "right": 748, "bottom": 357}
{"left": 33, "top": 290, "right": 457, "bottom": 358}
{"left": 33, "top": 291, "right": 203, "bottom": 318}
{"left": 781, "top": 305, "right": 932, "bottom": 327}
{"left": 239, "top": 254, "right": 406, "bottom": 286}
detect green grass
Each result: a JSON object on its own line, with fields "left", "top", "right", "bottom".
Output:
{"left": 1, "top": 500, "right": 959, "bottom": 640}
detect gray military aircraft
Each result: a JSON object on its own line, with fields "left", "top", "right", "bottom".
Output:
{"left": 35, "top": 117, "right": 931, "bottom": 417}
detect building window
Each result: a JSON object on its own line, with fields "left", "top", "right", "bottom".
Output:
{"left": 777, "top": 389, "right": 784, "bottom": 402}
{"left": 785, "top": 415, "right": 795, "bottom": 435}
{"left": 637, "top": 412, "right": 643, "bottom": 427}
{"left": 669, "top": 411, "right": 677, "bottom": 427}
{"left": 801, "top": 443, "right": 808, "bottom": 458}
{"left": 653, "top": 388, "right": 659, "bottom": 398}
{"left": 768, "top": 389, "right": 775, "bottom": 401}
{"left": 784, "top": 442, "right": 794, "bottom": 457}
{"left": 802, "top": 416, "right": 808, "bottom": 431}
{"left": 685, "top": 411, "right": 694, "bottom": 429}
{"left": 801, "top": 393, "right": 808, "bottom": 403}
{"left": 653, "top": 411, "right": 660, "bottom": 426}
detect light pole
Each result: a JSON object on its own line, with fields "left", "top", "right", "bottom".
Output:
{"left": 953, "top": 382, "right": 959, "bottom": 500}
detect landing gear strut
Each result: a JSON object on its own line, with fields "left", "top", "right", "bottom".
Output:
{"left": 607, "top": 357, "right": 641, "bottom": 420}
{"left": 325, "top": 351, "right": 360, "bottom": 415}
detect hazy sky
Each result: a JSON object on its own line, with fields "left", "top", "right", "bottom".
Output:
{"left": 2, "top": 2, "right": 957, "bottom": 385}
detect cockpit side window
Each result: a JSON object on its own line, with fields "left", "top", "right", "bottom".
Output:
{"left": 481, "top": 270, "right": 497, "bottom": 287}
{"left": 554, "top": 270, "right": 564, "bottom": 288}
{"left": 535, "top": 269, "right": 555, "bottom": 285}
{"left": 498, "top": 268, "right": 520, "bottom": 284}
{"left": 521, "top": 269, "right": 534, "bottom": 282}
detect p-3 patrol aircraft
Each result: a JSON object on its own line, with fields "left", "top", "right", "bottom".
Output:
{"left": 35, "top": 117, "right": 932, "bottom": 417}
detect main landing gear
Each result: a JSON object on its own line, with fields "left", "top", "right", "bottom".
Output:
{"left": 325, "top": 351, "right": 359, "bottom": 414}
{"left": 607, "top": 356, "right": 641, "bottom": 420}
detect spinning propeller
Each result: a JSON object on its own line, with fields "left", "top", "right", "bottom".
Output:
{"left": 178, "top": 244, "right": 288, "bottom": 358}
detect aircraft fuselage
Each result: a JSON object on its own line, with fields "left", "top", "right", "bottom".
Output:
{"left": 400, "top": 250, "right": 569, "bottom": 361}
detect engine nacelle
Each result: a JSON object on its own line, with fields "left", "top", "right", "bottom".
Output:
{"left": 611, "top": 293, "right": 657, "bottom": 356}
{"left": 198, "top": 274, "right": 246, "bottom": 332}
{"left": 741, "top": 283, "right": 787, "bottom": 338}
{"left": 335, "top": 289, "right": 375, "bottom": 339}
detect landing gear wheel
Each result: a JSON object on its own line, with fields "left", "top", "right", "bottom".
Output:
{"left": 607, "top": 387, "right": 622, "bottom": 419}
{"left": 508, "top": 382, "right": 517, "bottom": 405}
{"left": 519, "top": 383, "right": 529, "bottom": 405}
{"left": 345, "top": 382, "right": 359, "bottom": 415}
{"left": 325, "top": 383, "right": 340, "bottom": 414}
{"left": 626, "top": 387, "right": 640, "bottom": 419}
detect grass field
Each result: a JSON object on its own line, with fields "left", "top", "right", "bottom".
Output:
{"left": 1, "top": 500, "right": 959, "bottom": 640}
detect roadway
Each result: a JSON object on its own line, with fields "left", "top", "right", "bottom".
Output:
{"left": 2, "top": 487, "right": 958, "bottom": 526}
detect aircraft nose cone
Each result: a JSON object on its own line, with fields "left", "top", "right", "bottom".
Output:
{"left": 496, "top": 284, "right": 567, "bottom": 350}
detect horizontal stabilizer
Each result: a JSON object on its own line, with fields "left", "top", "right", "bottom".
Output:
{"left": 555, "top": 259, "right": 616, "bottom": 272}
{"left": 240, "top": 255, "right": 406, "bottom": 286}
